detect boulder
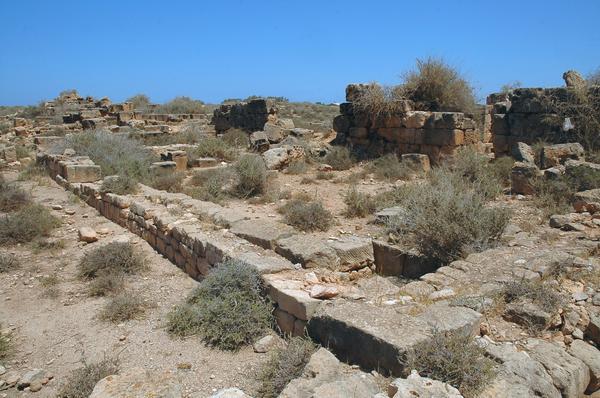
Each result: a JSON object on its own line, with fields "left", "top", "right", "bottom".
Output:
{"left": 249, "top": 131, "right": 269, "bottom": 152}
{"left": 504, "top": 300, "right": 553, "bottom": 330}
{"left": 569, "top": 339, "right": 600, "bottom": 393}
{"left": 574, "top": 189, "right": 600, "bottom": 213}
{"left": 541, "top": 143, "right": 585, "bottom": 168}
{"left": 90, "top": 368, "right": 182, "bottom": 398}
{"left": 563, "top": 70, "right": 586, "bottom": 89}
{"left": 525, "top": 338, "right": 590, "bottom": 398}
{"left": 388, "top": 370, "right": 463, "bottom": 397}
{"left": 78, "top": 227, "right": 98, "bottom": 243}
{"left": 326, "top": 236, "right": 373, "bottom": 271}
{"left": 264, "top": 122, "right": 286, "bottom": 143}
{"left": 262, "top": 146, "right": 305, "bottom": 170}
{"left": 511, "top": 142, "right": 535, "bottom": 164}
{"left": 511, "top": 161, "right": 540, "bottom": 195}
{"left": 565, "top": 160, "right": 600, "bottom": 190}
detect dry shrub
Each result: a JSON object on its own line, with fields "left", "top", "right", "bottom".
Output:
{"left": 88, "top": 270, "right": 125, "bottom": 297}
{"left": 343, "top": 187, "right": 377, "bottom": 218}
{"left": 531, "top": 177, "right": 575, "bottom": 217}
{"left": 166, "top": 259, "right": 273, "bottom": 351}
{"left": 196, "top": 137, "right": 237, "bottom": 161}
{"left": 55, "top": 130, "right": 157, "bottom": 183}
{"left": 222, "top": 128, "right": 249, "bottom": 147}
{"left": 351, "top": 83, "right": 405, "bottom": 118}
{"left": 78, "top": 242, "right": 144, "bottom": 279}
{"left": 406, "top": 330, "right": 496, "bottom": 397}
{"left": 257, "top": 338, "right": 316, "bottom": 398}
{"left": 279, "top": 197, "right": 333, "bottom": 232}
{"left": 502, "top": 279, "right": 563, "bottom": 314}
{"left": 0, "top": 179, "right": 31, "bottom": 212}
{"left": 0, "top": 204, "right": 60, "bottom": 244}
{"left": 149, "top": 171, "right": 185, "bottom": 193}
{"left": 0, "top": 252, "right": 19, "bottom": 273}
{"left": 126, "top": 93, "right": 151, "bottom": 110}
{"left": 57, "top": 356, "right": 119, "bottom": 398}
{"left": 32, "top": 238, "right": 65, "bottom": 253}
{"left": 40, "top": 274, "right": 60, "bottom": 298}
{"left": 322, "top": 146, "right": 355, "bottom": 171}
{"left": 387, "top": 168, "right": 510, "bottom": 264}
{"left": 99, "top": 294, "right": 147, "bottom": 323}
{"left": 450, "top": 147, "right": 504, "bottom": 200}
{"left": 400, "top": 57, "right": 476, "bottom": 113}
{"left": 366, "top": 153, "right": 412, "bottom": 181}
{"left": 100, "top": 174, "right": 139, "bottom": 195}
{"left": 155, "top": 96, "right": 205, "bottom": 114}
{"left": 287, "top": 160, "right": 309, "bottom": 175}
{"left": 0, "top": 324, "right": 12, "bottom": 360}
{"left": 234, "top": 154, "right": 267, "bottom": 198}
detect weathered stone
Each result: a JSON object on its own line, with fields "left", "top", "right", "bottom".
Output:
{"left": 569, "top": 339, "right": 600, "bottom": 393}
{"left": 326, "top": 236, "right": 373, "bottom": 271}
{"left": 276, "top": 235, "right": 340, "bottom": 269}
{"left": 90, "top": 368, "right": 181, "bottom": 398}
{"left": 253, "top": 334, "right": 283, "bottom": 353}
{"left": 574, "top": 189, "right": 600, "bottom": 213}
{"left": 401, "top": 153, "right": 431, "bottom": 172}
{"left": 565, "top": 160, "right": 600, "bottom": 189}
{"left": 264, "top": 276, "right": 322, "bottom": 320}
{"left": 373, "top": 240, "right": 439, "bottom": 278}
{"left": 236, "top": 252, "right": 295, "bottom": 274}
{"left": 541, "top": 143, "right": 585, "bottom": 168}
{"left": 512, "top": 142, "right": 535, "bottom": 164}
{"left": 209, "top": 388, "right": 252, "bottom": 398}
{"left": 309, "top": 285, "right": 339, "bottom": 299}
{"left": 389, "top": 370, "right": 463, "bottom": 397}
{"left": 563, "top": 70, "right": 586, "bottom": 89}
{"left": 504, "top": 300, "right": 553, "bottom": 329}
{"left": 264, "top": 122, "right": 286, "bottom": 143}
{"left": 511, "top": 161, "right": 540, "bottom": 195}
{"left": 230, "top": 219, "right": 295, "bottom": 250}
{"left": 480, "top": 340, "right": 560, "bottom": 398}
{"left": 262, "top": 146, "right": 304, "bottom": 170}
{"left": 17, "top": 369, "right": 46, "bottom": 390}
{"left": 525, "top": 338, "right": 590, "bottom": 398}
{"left": 78, "top": 227, "right": 98, "bottom": 243}
{"left": 374, "top": 206, "right": 408, "bottom": 225}
{"left": 307, "top": 301, "right": 481, "bottom": 376}
{"left": 249, "top": 131, "right": 269, "bottom": 152}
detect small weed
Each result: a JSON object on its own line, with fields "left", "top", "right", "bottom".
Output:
{"left": 88, "top": 270, "right": 125, "bottom": 297}
{"left": 149, "top": 171, "right": 185, "bottom": 193}
{"left": 323, "top": 147, "right": 355, "bottom": 171}
{"left": 99, "top": 294, "right": 147, "bottom": 323}
{"left": 0, "top": 252, "right": 19, "bottom": 273}
{"left": 0, "top": 325, "right": 12, "bottom": 360}
{"left": 287, "top": 160, "right": 309, "bottom": 175}
{"left": 57, "top": 356, "right": 120, "bottom": 398}
{"left": 0, "top": 204, "right": 61, "bottom": 245}
{"left": 257, "top": 338, "right": 316, "bottom": 398}
{"left": 222, "top": 129, "right": 249, "bottom": 148}
{"left": 40, "top": 274, "right": 60, "bottom": 298}
{"left": 343, "top": 187, "right": 377, "bottom": 217}
{"left": 316, "top": 171, "right": 334, "bottom": 180}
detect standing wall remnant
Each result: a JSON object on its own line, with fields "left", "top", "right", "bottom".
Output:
{"left": 332, "top": 84, "right": 489, "bottom": 163}
{"left": 211, "top": 99, "right": 277, "bottom": 133}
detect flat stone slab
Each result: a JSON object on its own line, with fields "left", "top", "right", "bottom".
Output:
{"left": 307, "top": 300, "right": 482, "bottom": 376}
{"left": 275, "top": 235, "right": 340, "bottom": 269}
{"left": 236, "top": 251, "right": 295, "bottom": 274}
{"left": 327, "top": 236, "right": 373, "bottom": 271}
{"left": 90, "top": 368, "right": 181, "bottom": 397}
{"left": 230, "top": 219, "right": 295, "bottom": 250}
{"left": 263, "top": 275, "right": 323, "bottom": 320}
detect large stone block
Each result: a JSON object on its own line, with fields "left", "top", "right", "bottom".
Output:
{"left": 541, "top": 143, "right": 585, "bottom": 168}
{"left": 511, "top": 161, "right": 540, "bottom": 195}
{"left": 275, "top": 235, "right": 340, "bottom": 269}
{"left": 264, "top": 276, "right": 322, "bottom": 321}
{"left": 63, "top": 164, "right": 102, "bottom": 183}
{"left": 423, "top": 129, "right": 464, "bottom": 146}
{"left": 326, "top": 236, "right": 373, "bottom": 271}
{"left": 229, "top": 219, "right": 295, "bottom": 250}
{"left": 372, "top": 240, "right": 439, "bottom": 278}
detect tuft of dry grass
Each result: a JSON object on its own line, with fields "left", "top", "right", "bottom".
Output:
{"left": 279, "top": 197, "right": 333, "bottom": 232}
{"left": 57, "top": 356, "right": 120, "bottom": 398}
{"left": 0, "top": 204, "right": 61, "bottom": 245}
{"left": 78, "top": 242, "right": 144, "bottom": 279}
{"left": 322, "top": 147, "right": 355, "bottom": 171}
{"left": 99, "top": 294, "right": 148, "bottom": 323}
{"left": 343, "top": 187, "right": 377, "bottom": 217}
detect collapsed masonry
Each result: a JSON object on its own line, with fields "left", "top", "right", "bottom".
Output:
{"left": 211, "top": 99, "right": 276, "bottom": 133}
{"left": 332, "top": 84, "right": 491, "bottom": 163}
{"left": 488, "top": 85, "right": 600, "bottom": 156}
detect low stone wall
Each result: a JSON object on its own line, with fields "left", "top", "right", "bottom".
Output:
{"left": 332, "top": 84, "right": 490, "bottom": 163}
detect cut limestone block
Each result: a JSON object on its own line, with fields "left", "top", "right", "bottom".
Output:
{"left": 326, "top": 236, "right": 373, "bottom": 271}
{"left": 230, "top": 219, "right": 295, "bottom": 250}
{"left": 372, "top": 240, "right": 439, "bottom": 278}
{"left": 276, "top": 235, "right": 340, "bottom": 269}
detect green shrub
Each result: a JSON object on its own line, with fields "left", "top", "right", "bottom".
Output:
{"left": 234, "top": 154, "right": 267, "bottom": 198}
{"left": 99, "top": 294, "right": 147, "bottom": 323}
{"left": 323, "top": 147, "right": 355, "bottom": 170}
{"left": 366, "top": 154, "right": 412, "bottom": 181}
{"left": 279, "top": 197, "right": 333, "bottom": 232}
{"left": 78, "top": 242, "right": 144, "bottom": 279}
{"left": 57, "top": 356, "right": 119, "bottom": 398}
{"left": 100, "top": 174, "right": 139, "bottom": 195}
{"left": 186, "top": 168, "right": 232, "bottom": 204}
{"left": 15, "top": 145, "right": 31, "bottom": 159}
{"left": 400, "top": 57, "right": 476, "bottom": 113}
{"left": 0, "top": 180, "right": 31, "bottom": 212}
{"left": 387, "top": 168, "right": 510, "bottom": 263}
{"left": 343, "top": 187, "right": 377, "bottom": 217}
{"left": 257, "top": 338, "right": 316, "bottom": 398}
{"left": 0, "top": 252, "right": 19, "bottom": 273}
{"left": 0, "top": 204, "right": 60, "bottom": 244}
{"left": 406, "top": 330, "right": 496, "bottom": 397}
{"left": 196, "top": 137, "right": 237, "bottom": 161}
{"left": 55, "top": 130, "right": 157, "bottom": 183}
{"left": 166, "top": 259, "right": 273, "bottom": 350}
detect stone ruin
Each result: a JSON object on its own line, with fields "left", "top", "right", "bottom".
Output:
{"left": 211, "top": 99, "right": 276, "bottom": 133}
{"left": 332, "top": 84, "right": 491, "bottom": 163}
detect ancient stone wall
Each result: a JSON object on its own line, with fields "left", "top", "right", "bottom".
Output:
{"left": 211, "top": 99, "right": 276, "bottom": 133}
{"left": 488, "top": 86, "right": 600, "bottom": 155}
{"left": 332, "top": 84, "right": 489, "bottom": 163}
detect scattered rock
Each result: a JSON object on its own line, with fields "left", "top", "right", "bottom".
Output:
{"left": 253, "top": 334, "right": 283, "bottom": 353}
{"left": 78, "top": 227, "right": 98, "bottom": 243}
{"left": 90, "top": 368, "right": 181, "bottom": 397}
{"left": 388, "top": 370, "right": 463, "bottom": 397}
{"left": 309, "top": 285, "right": 339, "bottom": 299}
{"left": 209, "top": 388, "right": 253, "bottom": 398}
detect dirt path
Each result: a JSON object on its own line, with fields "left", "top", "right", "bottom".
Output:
{"left": 0, "top": 173, "right": 269, "bottom": 397}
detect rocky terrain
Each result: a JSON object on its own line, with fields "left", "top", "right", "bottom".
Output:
{"left": 1, "top": 68, "right": 600, "bottom": 397}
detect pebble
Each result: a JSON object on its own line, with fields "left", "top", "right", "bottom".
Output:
{"left": 0, "top": 365, "right": 5, "bottom": 375}
{"left": 51, "top": 204, "right": 63, "bottom": 210}
{"left": 573, "top": 292, "right": 589, "bottom": 302}
{"left": 65, "top": 209, "right": 76, "bottom": 215}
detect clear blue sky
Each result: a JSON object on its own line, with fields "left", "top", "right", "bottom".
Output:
{"left": 1, "top": 0, "right": 599, "bottom": 106}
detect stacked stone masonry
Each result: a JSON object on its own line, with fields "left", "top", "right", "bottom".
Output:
{"left": 332, "top": 84, "right": 490, "bottom": 163}
{"left": 488, "top": 86, "right": 600, "bottom": 155}
{"left": 211, "top": 99, "right": 276, "bottom": 133}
